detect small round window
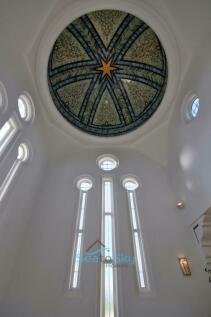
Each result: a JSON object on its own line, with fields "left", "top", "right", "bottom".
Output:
{"left": 184, "top": 94, "right": 200, "bottom": 122}
{"left": 191, "top": 97, "right": 200, "bottom": 118}
{"left": 77, "top": 178, "right": 93, "bottom": 191}
{"left": 97, "top": 155, "right": 119, "bottom": 171}
{"left": 122, "top": 177, "right": 139, "bottom": 191}
{"left": 17, "top": 143, "right": 30, "bottom": 162}
{"left": 18, "top": 93, "right": 35, "bottom": 122}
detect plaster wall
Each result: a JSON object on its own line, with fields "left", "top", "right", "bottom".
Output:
{"left": 168, "top": 36, "right": 211, "bottom": 225}
{"left": 0, "top": 25, "right": 47, "bottom": 301}
{"left": 2, "top": 147, "right": 210, "bottom": 317}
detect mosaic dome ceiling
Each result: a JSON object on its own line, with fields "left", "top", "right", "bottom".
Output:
{"left": 48, "top": 10, "right": 168, "bottom": 137}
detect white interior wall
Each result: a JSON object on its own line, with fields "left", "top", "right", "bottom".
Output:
{"left": 168, "top": 35, "right": 211, "bottom": 225}
{"left": 0, "top": 23, "right": 48, "bottom": 302}
{"left": 1, "top": 147, "right": 210, "bottom": 317}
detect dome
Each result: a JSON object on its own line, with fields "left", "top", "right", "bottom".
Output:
{"left": 48, "top": 9, "right": 168, "bottom": 137}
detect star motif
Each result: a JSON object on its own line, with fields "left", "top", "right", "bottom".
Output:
{"left": 96, "top": 60, "right": 118, "bottom": 79}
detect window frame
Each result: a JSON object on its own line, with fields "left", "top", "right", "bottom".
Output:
{"left": 97, "top": 154, "right": 119, "bottom": 172}
{"left": 122, "top": 176, "right": 150, "bottom": 292}
{"left": 68, "top": 176, "right": 93, "bottom": 290}
{"left": 0, "top": 81, "right": 8, "bottom": 113}
{"left": 0, "top": 115, "right": 19, "bottom": 157}
{"left": 190, "top": 97, "right": 200, "bottom": 118}
{"left": 100, "top": 176, "right": 119, "bottom": 317}
{"left": 182, "top": 92, "right": 200, "bottom": 123}
{"left": 18, "top": 92, "right": 35, "bottom": 123}
{"left": 0, "top": 142, "right": 31, "bottom": 204}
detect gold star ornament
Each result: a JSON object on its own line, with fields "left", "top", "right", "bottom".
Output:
{"left": 96, "top": 60, "right": 118, "bottom": 79}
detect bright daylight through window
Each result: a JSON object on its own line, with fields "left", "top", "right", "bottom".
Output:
{"left": 0, "top": 143, "right": 30, "bottom": 203}
{"left": 18, "top": 93, "right": 35, "bottom": 123}
{"left": 69, "top": 178, "right": 93, "bottom": 289}
{"left": 97, "top": 155, "right": 119, "bottom": 171}
{"left": 101, "top": 177, "right": 118, "bottom": 317}
{"left": 191, "top": 97, "right": 200, "bottom": 118}
{"left": 0, "top": 117, "right": 18, "bottom": 156}
{"left": 122, "top": 177, "right": 149, "bottom": 290}
{"left": 185, "top": 95, "right": 200, "bottom": 122}
{"left": 69, "top": 156, "right": 149, "bottom": 317}
{"left": 0, "top": 81, "right": 7, "bottom": 112}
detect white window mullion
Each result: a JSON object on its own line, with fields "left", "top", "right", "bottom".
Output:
{"left": 101, "top": 177, "right": 118, "bottom": 317}
{"left": 0, "top": 143, "right": 30, "bottom": 203}
{"left": 69, "top": 191, "right": 87, "bottom": 289}
{"left": 127, "top": 189, "right": 149, "bottom": 290}
{"left": 72, "top": 232, "right": 83, "bottom": 289}
{"left": 0, "top": 159, "right": 22, "bottom": 202}
{"left": 69, "top": 178, "right": 92, "bottom": 290}
{"left": 123, "top": 177, "right": 149, "bottom": 291}
{"left": 129, "top": 192, "right": 138, "bottom": 230}
{"left": 78, "top": 192, "right": 87, "bottom": 231}
{"left": 133, "top": 230, "right": 146, "bottom": 288}
{"left": 0, "top": 116, "right": 18, "bottom": 157}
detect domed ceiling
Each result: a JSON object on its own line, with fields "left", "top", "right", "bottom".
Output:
{"left": 48, "top": 10, "right": 168, "bottom": 137}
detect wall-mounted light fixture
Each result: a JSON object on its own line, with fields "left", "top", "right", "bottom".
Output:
{"left": 178, "top": 257, "right": 191, "bottom": 276}
{"left": 177, "top": 202, "right": 185, "bottom": 209}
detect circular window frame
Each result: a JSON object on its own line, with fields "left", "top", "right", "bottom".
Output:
{"left": 182, "top": 93, "right": 200, "bottom": 123}
{"left": 17, "top": 140, "right": 33, "bottom": 163}
{"left": 0, "top": 81, "right": 8, "bottom": 113}
{"left": 96, "top": 154, "right": 119, "bottom": 172}
{"left": 18, "top": 92, "right": 35, "bottom": 123}
{"left": 122, "top": 175, "right": 140, "bottom": 191}
{"left": 76, "top": 176, "right": 93, "bottom": 192}
{"left": 17, "top": 143, "right": 30, "bottom": 162}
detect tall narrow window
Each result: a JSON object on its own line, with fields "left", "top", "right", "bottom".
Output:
{"left": 69, "top": 177, "right": 93, "bottom": 289}
{"left": 122, "top": 177, "right": 149, "bottom": 290}
{"left": 0, "top": 117, "right": 18, "bottom": 157}
{"left": 0, "top": 143, "right": 30, "bottom": 203}
{"left": 0, "top": 81, "right": 8, "bottom": 112}
{"left": 101, "top": 177, "right": 118, "bottom": 317}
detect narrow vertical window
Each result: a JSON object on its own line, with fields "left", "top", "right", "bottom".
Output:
{"left": 0, "top": 81, "right": 8, "bottom": 112}
{"left": 69, "top": 177, "right": 93, "bottom": 289}
{"left": 101, "top": 177, "right": 118, "bottom": 317}
{"left": 122, "top": 177, "right": 149, "bottom": 290}
{"left": 0, "top": 117, "right": 18, "bottom": 156}
{"left": 0, "top": 143, "right": 30, "bottom": 203}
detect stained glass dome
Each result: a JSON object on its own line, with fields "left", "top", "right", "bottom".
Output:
{"left": 48, "top": 10, "right": 168, "bottom": 137}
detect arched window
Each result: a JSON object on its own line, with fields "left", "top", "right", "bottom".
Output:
{"left": 0, "top": 143, "right": 30, "bottom": 203}
{"left": 69, "top": 177, "right": 93, "bottom": 289}
{"left": 18, "top": 93, "right": 35, "bottom": 123}
{"left": 122, "top": 177, "right": 149, "bottom": 290}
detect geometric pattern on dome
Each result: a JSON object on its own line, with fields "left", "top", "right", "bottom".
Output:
{"left": 48, "top": 10, "right": 168, "bottom": 137}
